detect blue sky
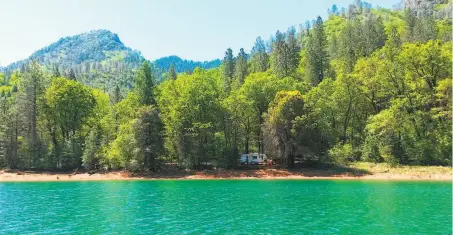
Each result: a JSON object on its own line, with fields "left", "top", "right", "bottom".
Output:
{"left": 0, "top": 0, "right": 398, "bottom": 65}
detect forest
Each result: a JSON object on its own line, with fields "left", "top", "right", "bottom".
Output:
{"left": 0, "top": 0, "right": 451, "bottom": 171}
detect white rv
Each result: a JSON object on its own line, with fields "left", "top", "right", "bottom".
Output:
{"left": 240, "top": 153, "right": 268, "bottom": 165}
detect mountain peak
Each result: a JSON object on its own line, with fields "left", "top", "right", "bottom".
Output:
{"left": 3, "top": 29, "right": 221, "bottom": 77}
{"left": 29, "top": 29, "right": 131, "bottom": 64}
{"left": 79, "top": 29, "right": 123, "bottom": 45}
{"left": 6, "top": 29, "right": 138, "bottom": 71}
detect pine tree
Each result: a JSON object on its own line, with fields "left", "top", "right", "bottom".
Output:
{"left": 362, "top": 13, "right": 386, "bottom": 56}
{"left": 271, "top": 30, "right": 288, "bottom": 78}
{"left": 386, "top": 25, "right": 402, "bottom": 60}
{"left": 134, "top": 106, "right": 164, "bottom": 171}
{"left": 112, "top": 85, "right": 122, "bottom": 104}
{"left": 168, "top": 63, "right": 177, "bottom": 80}
{"left": 306, "top": 16, "right": 329, "bottom": 84}
{"left": 52, "top": 64, "right": 60, "bottom": 78}
{"left": 331, "top": 4, "right": 339, "bottom": 15}
{"left": 250, "top": 37, "right": 269, "bottom": 73}
{"left": 286, "top": 26, "right": 300, "bottom": 76}
{"left": 414, "top": 11, "right": 436, "bottom": 42}
{"left": 135, "top": 61, "right": 156, "bottom": 106}
{"left": 234, "top": 48, "right": 248, "bottom": 88}
{"left": 21, "top": 61, "right": 46, "bottom": 168}
{"left": 404, "top": 8, "right": 417, "bottom": 41}
{"left": 68, "top": 68, "right": 76, "bottom": 80}
{"left": 338, "top": 19, "right": 360, "bottom": 73}
{"left": 271, "top": 27, "right": 300, "bottom": 78}
{"left": 222, "top": 48, "right": 235, "bottom": 92}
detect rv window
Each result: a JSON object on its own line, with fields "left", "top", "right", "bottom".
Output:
{"left": 252, "top": 156, "right": 257, "bottom": 159}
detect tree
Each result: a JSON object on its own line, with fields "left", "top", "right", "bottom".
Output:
{"left": 271, "top": 28, "right": 300, "bottom": 78}
{"left": 286, "top": 27, "right": 301, "bottom": 77}
{"left": 52, "top": 64, "right": 60, "bottom": 78}
{"left": 399, "top": 40, "right": 451, "bottom": 90}
{"left": 271, "top": 31, "right": 287, "bottom": 78}
{"left": 263, "top": 91, "right": 304, "bottom": 168}
{"left": 106, "top": 92, "right": 141, "bottom": 169}
{"left": 111, "top": 85, "right": 122, "bottom": 104}
{"left": 337, "top": 19, "right": 362, "bottom": 73}
{"left": 404, "top": 8, "right": 417, "bottom": 42}
{"left": 82, "top": 125, "right": 102, "bottom": 170}
{"left": 20, "top": 61, "right": 46, "bottom": 168}
{"left": 0, "top": 88, "right": 20, "bottom": 169}
{"left": 157, "top": 69, "right": 224, "bottom": 168}
{"left": 135, "top": 61, "right": 156, "bottom": 106}
{"left": 44, "top": 78, "right": 96, "bottom": 168}
{"left": 238, "top": 72, "right": 302, "bottom": 154}
{"left": 362, "top": 13, "right": 386, "bottom": 56}
{"left": 233, "top": 48, "right": 248, "bottom": 88}
{"left": 168, "top": 63, "right": 177, "bottom": 80}
{"left": 223, "top": 90, "right": 256, "bottom": 155}
{"left": 332, "top": 4, "right": 339, "bottom": 15}
{"left": 222, "top": 48, "right": 235, "bottom": 93}
{"left": 82, "top": 89, "right": 115, "bottom": 170}
{"left": 352, "top": 57, "right": 389, "bottom": 114}
{"left": 68, "top": 68, "right": 76, "bottom": 80}
{"left": 250, "top": 37, "right": 269, "bottom": 73}
{"left": 413, "top": 12, "right": 437, "bottom": 42}
{"left": 306, "top": 16, "right": 330, "bottom": 85}
{"left": 133, "top": 105, "right": 164, "bottom": 171}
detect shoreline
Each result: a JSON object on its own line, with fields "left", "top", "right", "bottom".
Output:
{"left": 0, "top": 168, "right": 451, "bottom": 182}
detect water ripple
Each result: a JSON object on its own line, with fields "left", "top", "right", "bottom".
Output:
{"left": 0, "top": 180, "right": 451, "bottom": 234}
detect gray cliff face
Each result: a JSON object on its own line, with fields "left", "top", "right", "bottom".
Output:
{"left": 404, "top": 0, "right": 452, "bottom": 19}
{"left": 404, "top": 0, "right": 441, "bottom": 9}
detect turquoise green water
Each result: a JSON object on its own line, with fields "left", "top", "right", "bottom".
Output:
{"left": 0, "top": 180, "right": 451, "bottom": 234}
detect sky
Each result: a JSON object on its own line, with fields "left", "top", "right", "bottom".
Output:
{"left": 0, "top": 0, "right": 398, "bottom": 66}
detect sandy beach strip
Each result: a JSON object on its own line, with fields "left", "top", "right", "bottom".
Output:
{"left": 0, "top": 169, "right": 451, "bottom": 182}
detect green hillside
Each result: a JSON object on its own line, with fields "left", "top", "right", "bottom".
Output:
{"left": 0, "top": 0, "right": 451, "bottom": 171}
{"left": 2, "top": 30, "right": 220, "bottom": 92}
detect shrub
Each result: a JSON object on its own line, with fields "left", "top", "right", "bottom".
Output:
{"left": 362, "top": 135, "right": 383, "bottom": 163}
{"left": 329, "top": 143, "right": 353, "bottom": 165}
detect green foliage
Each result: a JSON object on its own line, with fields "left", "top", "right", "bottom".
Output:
{"left": 133, "top": 105, "right": 164, "bottom": 171}
{"left": 263, "top": 90, "right": 304, "bottom": 168}
{"left": 4, "top": 31, "right": 221, "bottom": 95}
{"left": 6, "top": 30, "right": 143, "bottom": 72}
{"left": 168, "top": 63, "right": 177, "bottom": 80}
{"left": 44, "top": 77, "right": 97, "bottom": 168}
{"left": 329, "top": 143, "right": 353, "bottom": 165}
{"left": 45, "top": 78, "right": 96, "bottom": 137}
{"left": 305, "top": 16, "right": 330, "bottom": 84}
{"left": 135, "top": 61, "right": 156, "bottom": 105}
{"left": 153, "top": 55, "right": 221, "bottom": 76}
{"left": 0, "top": 1, "right": 451, "bottom": 171}
{"left": 222, "top": 48, "right": 235, "bottom": 93}
{"left": 436, "top": 19, "right": 452, "bottom": 41}
{"left": 233, "top": 48, "right": 248, "bottom": 89}
{"left": 82, "top": 89, "right": 115, "bottom": 169}
{"left": 106, "top": 119, "right": 136, "bottom": 169}
{"left": 239, "top": 72, "right": 306, "bottom": 155}
{"left": 270, "top": 28, "right": 300, "bottom": 78}
{"left": 250, "top": 37, "right": 269, "bottom": 73}
{"left": 157, "top": 68, "right": 225, "bottom": 168}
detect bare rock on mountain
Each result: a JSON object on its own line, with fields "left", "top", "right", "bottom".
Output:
{"left": 404, "top": 0, "right": 451, "bottom": 19}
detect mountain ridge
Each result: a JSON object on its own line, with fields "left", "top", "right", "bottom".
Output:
{"left": 2, "top": 29, "right": 221, "bottom": 74}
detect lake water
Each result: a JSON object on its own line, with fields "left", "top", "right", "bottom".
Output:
{"left": 0, "top": 180, "right": 451, "bottom": 234}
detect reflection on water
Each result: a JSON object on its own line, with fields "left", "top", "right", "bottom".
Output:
{"left": 0, "top": 180, "right": 451, "bottom": 234}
